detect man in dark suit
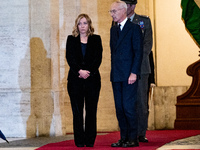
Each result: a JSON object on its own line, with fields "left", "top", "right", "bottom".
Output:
{"left": 109, "top": 0, "right": 143, "bottom": 148}
{"left": 121, "top": 0, "right": 154, "bottom": 143}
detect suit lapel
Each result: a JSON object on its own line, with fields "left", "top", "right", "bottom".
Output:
{"left": 115, "top": 20, "right": 132, "bottom": 49}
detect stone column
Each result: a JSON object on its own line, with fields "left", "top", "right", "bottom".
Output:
{"left": 28, "top": 0, "right": 53, "bottom": 137}
{"left": 0, "top": 0, "right": 30, "bottom": 137}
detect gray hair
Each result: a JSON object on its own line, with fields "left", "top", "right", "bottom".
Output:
{"left": 116, "top": 0, "right": 127, "bottom": 11}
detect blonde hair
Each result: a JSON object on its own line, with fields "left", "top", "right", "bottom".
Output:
{"left": 72, "top": 14, "right": 94, "bottom": 37}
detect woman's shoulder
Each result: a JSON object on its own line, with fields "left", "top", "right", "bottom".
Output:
{"left": 90, "top": 34, "right": 101, "bottom": 39}
{"left": 67, "top": 35, "right": 75, "bottom": 39}
{"left": 67, "top": 35, "right": 78, "bottom": 42}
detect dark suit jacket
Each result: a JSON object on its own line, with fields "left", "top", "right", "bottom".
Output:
{"left": 132, "top": 14, "right": 153, "bottom": 74}
{"left": 110, "top": 19, "right": 143, "bottom": 82}
{"left": 66, "top": 34, "right": 103, "bottom": 81}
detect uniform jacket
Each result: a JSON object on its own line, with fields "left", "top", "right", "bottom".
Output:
{"left": 148, "top": 51, "right": 155, "bottom": 84}
{"left": 110, "top": 19, "right": 143, "bottom": 82}
{"left": 132, "top": 14, "right": 153, "bottom": 74}
{"left": 66, "top": 34, "right": 103, "bottom": 81}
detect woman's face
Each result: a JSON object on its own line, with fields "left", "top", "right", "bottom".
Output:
{"left": 78, "top": 17, "right": 89, "bottom": 35}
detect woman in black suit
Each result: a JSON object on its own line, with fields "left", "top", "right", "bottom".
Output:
{"left": 66, "top": 14, "right": 103, "bottom": 147}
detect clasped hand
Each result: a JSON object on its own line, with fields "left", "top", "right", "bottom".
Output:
{"left": 128, "top": 73, "right": 137, "bottom": 84}
{"left": 78, "top": 69, "right": 90, "bottom": 79}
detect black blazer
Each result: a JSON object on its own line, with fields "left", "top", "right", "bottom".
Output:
{"left": 66, "top": 34, "right": 103, "bottom": 81}
{"left": 110, "top": 19, "right": 143, "bottom": 82}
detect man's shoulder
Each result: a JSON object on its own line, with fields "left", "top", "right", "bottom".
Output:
{"left": 129, "top": 20, "right": 140, "bottom": 27}
{"left": 137, "top": 14, "right": 150, "bottom": 21}
{"left": 134, "top": 14, "right": 151, "bottom": 29}
{"left": 139, "top": 14, "right": 149, "bottom": 18}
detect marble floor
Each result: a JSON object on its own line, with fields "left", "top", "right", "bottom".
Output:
{"left": 0, "top": 134, "right": 200, "bottom": 150}
{"left": 158, "top": 134, "right": 200, "bottom": 150}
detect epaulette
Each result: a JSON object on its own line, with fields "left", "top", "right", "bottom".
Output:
{"left": 140, "top": 15, "right": 149, "bottom": 18}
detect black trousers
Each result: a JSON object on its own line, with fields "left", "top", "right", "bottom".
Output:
{"left": 67, "top": 77, "right": 101, "bottom": 146}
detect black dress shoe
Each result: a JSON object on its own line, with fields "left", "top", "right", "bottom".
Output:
{"left": 122, "top": 140, "right": 139, "bottom": 147}
{"left": 138, "top": 136, "right": 148, "bottom": 143}
{"left": 86, "top": 144, "right": 94, "bottom": 147}
{"left": 76, "top": 144, "right": 84, "bottom": 147}
{"left": 111, "top": 139, "right": 126, "bottom": 147}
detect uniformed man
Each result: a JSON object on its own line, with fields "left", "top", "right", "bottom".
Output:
{"left": 121, "top": 0, "right": 154, "bottom": 143}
